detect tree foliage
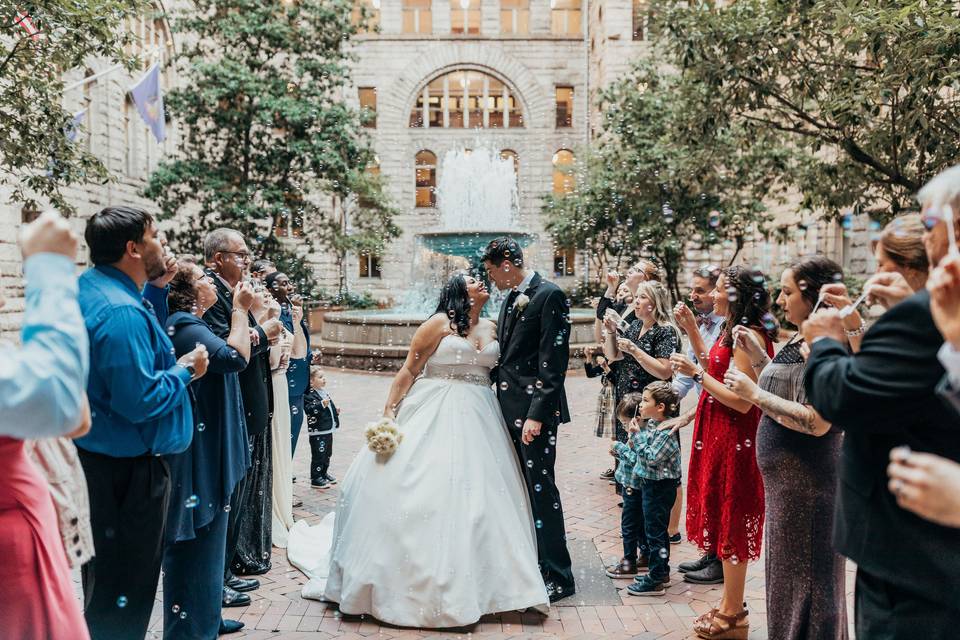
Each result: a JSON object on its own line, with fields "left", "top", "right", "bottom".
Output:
{"left": 543, "top": 59, "right": 789, "bottom": 300}
{"left": 0, "top": 1, "right": 144, "bottom": 213}
{"left": 656, "top": 0, "right": 960, "bottom": 221}
{"left": 145, "top": 0, "right": 398, "bottom": 294}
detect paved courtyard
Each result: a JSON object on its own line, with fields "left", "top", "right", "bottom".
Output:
{"left": 141, "top": 368, "right": 856, "bottom": 639}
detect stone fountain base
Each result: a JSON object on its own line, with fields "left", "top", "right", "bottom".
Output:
{"left": 314, "top": 309, "right": 597, "bottom": 373}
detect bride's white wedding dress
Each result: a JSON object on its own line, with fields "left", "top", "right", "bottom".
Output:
{"left": 287, "top": 334, "right": 549, "bottom": 628}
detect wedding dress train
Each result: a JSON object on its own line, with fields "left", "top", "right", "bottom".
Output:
{"left": 287, "top": 335, "right": 549, "bottom": 628}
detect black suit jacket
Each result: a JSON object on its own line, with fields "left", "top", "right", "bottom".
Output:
{"left": 804, "top": 289, "right": 960, "bottom": 611}
{"left": 202, "top": 270, "right": 273, "bottom": 437}
{"left": 493, "top": 272, "right": 571, "bottom": 427}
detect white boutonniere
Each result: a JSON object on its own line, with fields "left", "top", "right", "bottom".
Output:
{"left": 515, "top": 293, "right": 530, "bottom": 310}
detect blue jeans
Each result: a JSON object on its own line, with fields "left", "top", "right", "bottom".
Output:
{"left": 621, "top": 478, "right": 678, "bottom": 582}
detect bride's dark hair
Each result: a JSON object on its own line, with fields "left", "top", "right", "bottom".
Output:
{"left": 435, "top": 273, "right": 472, "bottom": 337}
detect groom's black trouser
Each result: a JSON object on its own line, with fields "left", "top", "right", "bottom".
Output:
{"left": 506, "top": 420, "right": 575, "bottom": 591}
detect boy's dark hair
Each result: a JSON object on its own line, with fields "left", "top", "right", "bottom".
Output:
{"left": 644, "top": 381, "right": 680, "bottom": 418}
{"left": 480, "top": 236, "right": 523, "bottom": 267}
{"left": 251, "top": 259, "right": 275, "bottom": 275}
{"left": 85, "top": 206, "right": 154, "bottom": 265}
{"left": 616, "top": 393, "right": 644, "bottom": 425}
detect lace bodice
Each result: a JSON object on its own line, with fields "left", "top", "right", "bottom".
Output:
{"left": 421, "top": 335, "right": 499, "bottom": 385}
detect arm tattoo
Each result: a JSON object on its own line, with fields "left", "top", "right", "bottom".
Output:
{"left": 753, "top": 388, "right": 818, "bottom": 434}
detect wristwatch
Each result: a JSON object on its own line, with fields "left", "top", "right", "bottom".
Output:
{"left": 178, "top": 363, "right": 196, "bottom": 379}
{"left": 693, "top": 368, "right": 705, "bottom": 385}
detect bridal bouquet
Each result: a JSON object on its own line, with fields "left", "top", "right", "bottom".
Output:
{"left": 365, "top": 417, "right": 404, "bottom": 456}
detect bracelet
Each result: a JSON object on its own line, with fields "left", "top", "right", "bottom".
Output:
{"left": 845, "top": 317, "right": 867, "bottom": 337}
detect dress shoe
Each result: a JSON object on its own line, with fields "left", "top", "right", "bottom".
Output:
{"left": 605, "top": 557, "right": 638, "bottom": 578}
{"left": 226, "top": 576, "right": 259, "bottom": 593}
{"left": 678, "top": 552, "right": 717, "bottom": 574}
{"left": 324, "top": 473, "right": 337, "bottom": 484}
{"left": 545, "top": 581, "right": 575, "bottom": 603}
{"left": 311, "top": 478, "right": 329, "bottom": 488}
{"left": 222, "top": 585, "right": 251, "bottom": 608}
{"left": 682, "top": 558, "right": 724, "bottom": 584}
{"left": 218, "top": 619, "right": 245, "bottom": 635}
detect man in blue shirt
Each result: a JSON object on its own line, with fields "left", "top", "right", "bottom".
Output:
{"left": 76, "top": 206, "right": 210, "bottom": 640}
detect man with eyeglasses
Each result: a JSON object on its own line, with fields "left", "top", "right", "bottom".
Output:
{"left": 201, "top": 229, "right": 283, "bottom": 629}
{"left": 801, "top": 165, "right": 960, "bottom": 638}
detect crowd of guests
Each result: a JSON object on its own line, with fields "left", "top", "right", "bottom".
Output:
{"left": 585, "top": 166, "right": 960, "bottom": 639}
{"left": 0, "top": 206, "right": 342, "bottom": 640}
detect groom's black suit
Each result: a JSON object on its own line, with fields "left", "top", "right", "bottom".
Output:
{"left": 493, "top": 272, "right": 575, "bottom": 594}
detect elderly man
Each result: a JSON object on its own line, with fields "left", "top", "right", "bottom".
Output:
{"left": 803, "top": 166, "right": 960, "bottom": 638}
{"left": 201, "top": 229, "right": 282, "bottom": 621}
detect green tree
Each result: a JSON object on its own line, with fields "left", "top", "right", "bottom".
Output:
{"left": 544, "top": 59, "right": 789, "bottom": 300}
{"left": 145, "top": 0, "right": 398, "bottom": 295}
{"left": 0, "top": 1, "right": 144, "bottom": 213}
{"left": 656, "top": 0, "right": 960, "bottom": 221}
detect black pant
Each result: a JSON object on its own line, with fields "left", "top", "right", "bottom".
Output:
{"left": 223, "top": 466, "right": 248, "bottom": 582}
{"left": 507, "top": 421, "right": 575, "bottom": 591}
{"left": 309, "top": 432, "right": 333, "bottom": 481}
{"left": 621, "top": 479, "right": 677, "bottom": 583}
{"left": 78, "top": 449, "right": 170, "bottom": 640}
{"left": 855, "top": 568, "right": 954, "bottom": 639}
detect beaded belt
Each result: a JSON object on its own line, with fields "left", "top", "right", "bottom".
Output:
{"left": 422, "top": 372, "right": 491, "bottom": 387}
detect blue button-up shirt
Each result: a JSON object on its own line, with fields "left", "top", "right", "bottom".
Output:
{"left": 613, "top": 419, "right": 682, "bottom": 487}
{"left": 75, "top": 265, "right": 193, "bottom": 457}
{"left": 673, "top": 313, "right": 725, "bottom": 400}
{"left": 0, "top": 254, "right": 89, "bottom": 439}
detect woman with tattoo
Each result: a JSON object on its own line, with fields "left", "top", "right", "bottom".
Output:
{"left": 724, "top": 256, "right": 848, "bottom": 640}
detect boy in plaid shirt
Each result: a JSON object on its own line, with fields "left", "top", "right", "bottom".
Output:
{"left": 604, "top": 381, "right": 681, "bottom": 596}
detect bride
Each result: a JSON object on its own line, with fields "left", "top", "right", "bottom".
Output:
{"left": 287, "top": 273, "right": 549, "bottom": 628}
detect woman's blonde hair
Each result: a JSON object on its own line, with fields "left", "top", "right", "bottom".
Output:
{"left": 876, "top": 214, "right": 929, "bottom": 276}
{"left": 634, "top": 280, "right": 673, "bottom": 326}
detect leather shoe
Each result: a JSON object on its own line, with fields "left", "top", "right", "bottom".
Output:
{"left": 682, "top": 558, "right": 724, "bottom": 584}
{"left": 226, "top": 576, "right": 259, "bottom": 593}
{"left": 222, "top": 585, "right": 251, "bottom": 608}
{"left": 678, "top": 552, "right": 716, "bottom": 574}
{"left": 218, "top": 619, "right": 244, "bottom": 634}
{"left": 545, "top": 581, "right": 575, "bottom": 603}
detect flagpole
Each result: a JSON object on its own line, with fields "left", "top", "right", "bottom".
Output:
{"left": 63, "top": 64, "right": 124, "bottom": 91}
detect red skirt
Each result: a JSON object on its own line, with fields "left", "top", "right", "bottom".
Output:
{"left": 0, "top": 437, "right": 89, "bottom": 640}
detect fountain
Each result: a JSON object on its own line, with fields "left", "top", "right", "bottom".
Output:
{"left": 319, "top": 145, "right": 595, "bottom": 371}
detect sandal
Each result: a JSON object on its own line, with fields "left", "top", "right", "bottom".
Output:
{"left": 694, "top": 607, "right": 748, "bottom": 640}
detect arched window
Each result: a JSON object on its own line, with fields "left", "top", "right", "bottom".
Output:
{"left": 415, "top": 150, "right": 437, "bottom": 207}
{"left": 409, "top": 70, "right": 523, "bottom": 129}
{"left": 451, "top": 0, "right": 481, "bottom": 34}
{"left": 552, "top": 149, "right": 575, "bottom": 195}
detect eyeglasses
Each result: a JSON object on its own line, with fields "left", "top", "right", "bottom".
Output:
{"left": 220, "top": 250, "right": 251, "bottom": 263}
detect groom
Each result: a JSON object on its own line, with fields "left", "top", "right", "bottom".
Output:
{"left": 482, "top": 237, "right": 576, "bottom": 602}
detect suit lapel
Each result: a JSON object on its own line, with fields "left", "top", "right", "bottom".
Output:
{"left": 502, "top": 272, "right": 542, "bottom": 353}
{"left": 497, "top": 290, "right": 510, "bottom": 345}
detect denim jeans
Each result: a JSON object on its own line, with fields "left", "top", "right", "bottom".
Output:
{"left": 620, "top": 478, "right": 678, "bottom": 582}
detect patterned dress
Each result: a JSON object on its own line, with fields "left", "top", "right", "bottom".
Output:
{"left": 611, "top": 322, "right": 680, "bottom": 441}
{"left": 755, "top": 338, "right": 847, "bottom": 639}
{"left": 686, "top": 328, "right": 771, "bottom": 562}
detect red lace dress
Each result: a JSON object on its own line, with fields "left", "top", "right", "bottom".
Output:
{"left": 686, "top": 330, "right": 772, "bottom": 562}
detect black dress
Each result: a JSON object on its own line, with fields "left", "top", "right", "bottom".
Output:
{"left": 611, "top": 321, "right": 680, "bottom": 442}
{"left": 755, "top": 338, "right": 847, "bottom": 640}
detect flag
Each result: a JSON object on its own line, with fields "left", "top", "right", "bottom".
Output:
{"left": 16, "top": 9, "right": 40, "bottom": 41}
{"left": 65, "top": 110, "right": 85, "bottom": 143}
{"left": 129, "top": 63, "right": 166, "bottom": 143}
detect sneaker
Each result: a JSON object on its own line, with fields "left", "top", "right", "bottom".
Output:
{"left": 311, "top": 478, "right": 329, "bottom": 488}
{"left": 627, "top": 575, "right": 666, "bottom": 596}
{"left": 678, "top": 552, "right": 717, "bottom": 574}
{"left": 634, "top": 572, "right": 669, "bottom": 586}
{"left": 605, "top": 558, "right": 638, "bottom": 579}
{"left": 669, "top": 533, "right": 682, "bottom": 545}
{"left": 683, "top": 557, "right": 724, "bottom": 584}
{"left": 600, "top": 468, "right": 615, "bottom": 480}
{"left": 324, "top": 473, "right": 337, "bottom": 484}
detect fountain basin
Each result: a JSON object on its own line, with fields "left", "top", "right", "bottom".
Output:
{"left": 418, "top": 231, "right": 535, "bottom": 260}
{"left": 315, "top": 308, "right": 597, "bottom": 372}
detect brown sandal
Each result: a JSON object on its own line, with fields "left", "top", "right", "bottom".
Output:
{"left": 694, "top": 607, "right": 748, "bottom": 639}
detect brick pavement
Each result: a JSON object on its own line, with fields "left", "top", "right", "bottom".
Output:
{"left": 141, "top": 369, "right": 856, "bottom": 639}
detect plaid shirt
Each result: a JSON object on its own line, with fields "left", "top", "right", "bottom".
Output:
{"left": 613, "top": 419, "right": 682, "bottom": 488}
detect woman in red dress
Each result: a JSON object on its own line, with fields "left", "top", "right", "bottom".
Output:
{"left": 671, "top": 266, "right": 776, "bottom": 640}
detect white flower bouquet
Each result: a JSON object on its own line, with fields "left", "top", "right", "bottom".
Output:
{"left": 365, "top": 417, "right": 404, "bottom": 456}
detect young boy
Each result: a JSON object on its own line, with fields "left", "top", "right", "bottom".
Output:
{"left": 604, "top": 381, "right": 682, "bottom": 596}
{"left": 304, "top": 366, "right": 339, "bottom": 488}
